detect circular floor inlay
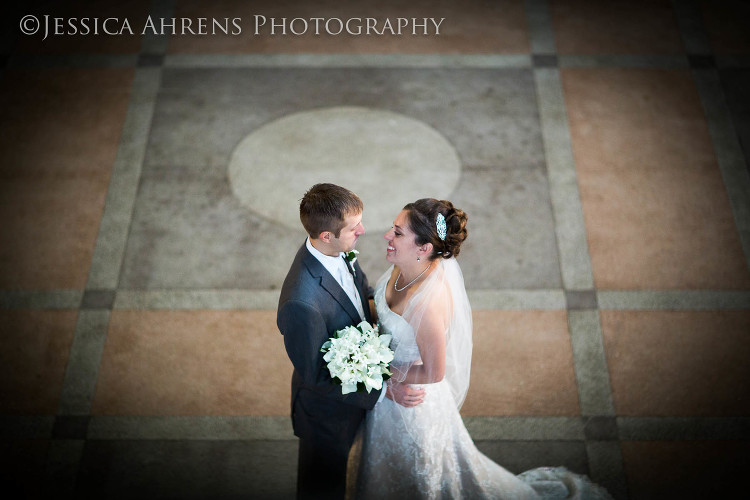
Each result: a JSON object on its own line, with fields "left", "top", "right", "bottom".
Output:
{"left": 228, "top": 106, "right": 461, "bottom": 231}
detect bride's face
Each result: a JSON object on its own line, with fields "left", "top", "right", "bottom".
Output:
{"left": 384, "top": 210, "right": 420, "bottom": 265}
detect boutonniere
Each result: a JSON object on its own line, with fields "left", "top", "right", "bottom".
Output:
{"left": 345, "top": 249, "right": 359, "bottom": 275}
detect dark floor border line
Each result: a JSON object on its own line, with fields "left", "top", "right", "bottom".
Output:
{"left": 4, "top": 415, "right": 749, "bottom": 441}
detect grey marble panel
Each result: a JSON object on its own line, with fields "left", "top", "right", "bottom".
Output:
{"left": 123, "top": 67, "right": 548, "bottom": 289}
{"left": 165, "top": 53, "right": 533, "bottom": 69}
{"left": 524, "top": 0, "right": 556, "bottom": 55}
{"left": 568, "top": 311, "right": 615, "bottom": 417}
{"left": 597, "top": 290, "right": 750, "bottom": 310}
{"left": 87, "top": 67, "right": 162, "bottom": 289}
{"left": 80, "top": 290, "right": 116, "bottom": 310}
{"left": 566, "top": 290, "right": 598, "bottom": 311}
{"left": 113, "top": 289, "right": 281, "bottom": 309}
{"left": 694, "top": 69, "right": 750, "bottom": 267}
{"left": 467, "top": 289, "right": 566, "bottom": 309}
{"left": 88, "top": 416, "right": 295, "bottom": 440}
{"left": 118, "top": 162, "right": 302, "bottom": 289}
{"left": 463, "top": 416, "right": 584, "bottom": 441}
{"left": 586, "top": 441, "right": 627, "bottom": 500}
{"left": 618, "top": 417, "right": 750, "bottom": 441}
{"left": 670, "top": 0, "right": 712, "bottom": 55}
{"left": 7, "top": 54, "right": 139, "bottom": 68}
{"left": 451, "top": 165, "right": 561, "bottom": 289}
{"left": 0, "top": 416, "right": 55, "bottom": 439}
{"left": 145, "top": 67, "right": 544, "bottom": 169}
{"left": 44, "top": 439, "right": 85, "bottom": 497}
{"left": 57, "top": 310, "right": 111, "bottom": 415}
{"left": 0, "top": 290, "right": 82, "bottom": 309}
{"left": 720, "top": 69, "right": 750, "bottom": 178}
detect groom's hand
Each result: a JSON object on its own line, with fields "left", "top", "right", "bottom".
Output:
{"left": 386, "top": 382, "right": 426, "bottom": 408}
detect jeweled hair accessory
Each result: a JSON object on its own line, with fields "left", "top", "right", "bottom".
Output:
{"left": 436, "top": 213, "right": 447, "bottom": 240}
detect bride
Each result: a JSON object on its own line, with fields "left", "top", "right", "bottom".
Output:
{"left": 354, "top": 199, "right": 613, "bottom": 499}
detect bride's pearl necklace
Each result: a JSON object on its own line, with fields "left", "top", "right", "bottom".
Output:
{"left": 394, "top": 262, "right": 432, "bottom": 292}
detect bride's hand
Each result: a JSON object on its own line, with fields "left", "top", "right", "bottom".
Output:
{"left": 386, "top": 381, "right": 425, "bottom": 408}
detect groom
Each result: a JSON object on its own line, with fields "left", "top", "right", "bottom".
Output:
{"left": 277, "top": 183, "right": 423, "bottom": 499}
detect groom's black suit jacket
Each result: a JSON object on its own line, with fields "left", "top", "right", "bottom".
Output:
{"left": 277, "top": 243, "right": 381, "bottom": 449}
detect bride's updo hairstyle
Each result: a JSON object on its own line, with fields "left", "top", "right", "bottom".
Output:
{"left": 403, "top": 198, "right": 468, "bottom": 260}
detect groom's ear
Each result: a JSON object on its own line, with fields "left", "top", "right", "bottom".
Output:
{"left": 318, "top": 231, "right": 332, "bottom": 243}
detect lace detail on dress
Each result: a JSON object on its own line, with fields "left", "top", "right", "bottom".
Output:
{"left": 374, "top": 282, "right": 420, "bottom": 365}
{"left": 353, "top": 272, "right": 614, "bottom": 500}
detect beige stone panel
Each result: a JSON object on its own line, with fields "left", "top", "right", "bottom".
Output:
{"left": 602, "top": 310, "right": 750, "bottom": 416}
{"left": 168, "top": 0, "right": 529, "bottom": 54}
{"left": 0, "top": 69, "right": 133, "bottom": 289}
{"left": 550, "top": 0, "right": 684, "bottom": 55}
{"left": 92, "top": 310, "right": 293, "bottom": 416}
{"left": 562, "top": 68, "right": 750, "bottom": 289}
{"left": 461, "top": 310, "right": 580, "bottom": 416}
{"left": 0, "top": 310, "right": 78, "bottom": 414}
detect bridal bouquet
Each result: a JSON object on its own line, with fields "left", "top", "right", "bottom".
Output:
{"left": 320, "top": 321, "right": 394, "bottom": 395}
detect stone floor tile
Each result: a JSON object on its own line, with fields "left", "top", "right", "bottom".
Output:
{"left": 602, "top": 310, "right": 750, "bottom": 416}
{"left": 92, "top": 310, "right": 292, "bottom": 416}
{"left": 621, "top": 440, "right": 750, "bottom": 500}
{"left": 0, "top": 310, "right": 78, "bottom": 414}
{"left": 550, "top": 0, "right": 684, "bottom": 55}
{"left": 449, "top": 165, "right": 561, "bottom": 289}
{"left": 0, "top": 69, "right": 133, "bottom": 289}
{"left": 76, "top": 439, "right": 298, "bottom": 498}
{"left": 118, "top": 162, "right": 302, "bottom": 290}
{"left": 699, "top": 0, "right": 750, "bottom": 55}
{"left": 562, "top": 67, "right": 750, "bottom": 289}
{"left": 462, "top": 310, "right": 580, "bottom": 416}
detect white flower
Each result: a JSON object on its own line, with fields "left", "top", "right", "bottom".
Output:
{"left": 357, "top": 320, "right": 375, "bottom": 334}
{"left": 320, "top": 321, "right": 394, "bottom": 395}
{"left": 344, "top": 250, "right": 359, "bottom": 276}
{"left": 345, "top": 249, "right": 359, "bottom": 264}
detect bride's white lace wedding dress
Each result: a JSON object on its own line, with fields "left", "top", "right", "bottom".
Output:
{"left": 355, "top": 261, "right": 613, "bottom": 500}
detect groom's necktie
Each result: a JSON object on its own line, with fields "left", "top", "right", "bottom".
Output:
{"left": 340, "top": 257, "right": 365, "bottom": 320}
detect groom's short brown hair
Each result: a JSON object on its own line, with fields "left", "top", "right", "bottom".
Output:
{"left": 300, "top": 183, "right": 363, "bottom": 238}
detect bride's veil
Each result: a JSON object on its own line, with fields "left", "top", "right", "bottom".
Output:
{"left": 385, "top": 257, "right": 473, "bottom": 411}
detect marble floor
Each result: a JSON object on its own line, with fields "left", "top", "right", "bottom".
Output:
{"left": 1, "top": 1, "right": 749, "bottom": 499}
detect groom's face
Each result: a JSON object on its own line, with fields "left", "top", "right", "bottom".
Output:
{"left": 332, "top": 211, "right": 365, "bottom": 253}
